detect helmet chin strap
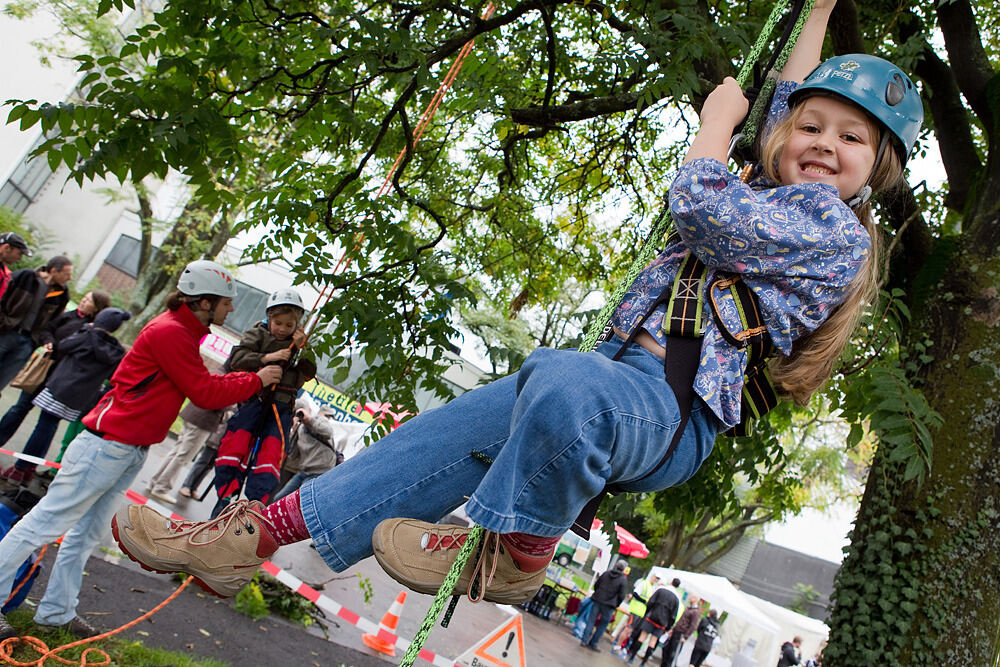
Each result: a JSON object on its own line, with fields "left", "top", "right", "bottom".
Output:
{"left": 846, "top": 133, "right": 891, "bottom": 208}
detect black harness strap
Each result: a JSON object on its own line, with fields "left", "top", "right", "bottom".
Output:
{"left": 571, "top": 255, "right": 705, "bottom": 538}
{"left": 709, "top": 273, "right": 779, "bottom": 437}
{"left": 570, "top": 252, "right": 780, "bottom": 538}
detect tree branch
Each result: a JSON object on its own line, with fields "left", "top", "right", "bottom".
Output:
{"left": 935, "top": 0, "right": 994, "bottom": 135}
{"left": 911, "top": 44, "right": 982, "bottom": 211}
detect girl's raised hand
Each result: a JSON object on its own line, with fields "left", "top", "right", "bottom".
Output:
{"left": 700, "top": 77, "right": 749, "bottom": 131}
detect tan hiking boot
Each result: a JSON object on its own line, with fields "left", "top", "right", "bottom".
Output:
{"left": 111, "top": 499, "right": 278, "bottom": 598}
{"left": 371, "top": 518, "right": 547, "bottom": 605}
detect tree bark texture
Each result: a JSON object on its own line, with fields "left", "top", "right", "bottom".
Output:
{"left": 825, "top": 224, "right": 1000, "bottom": 666}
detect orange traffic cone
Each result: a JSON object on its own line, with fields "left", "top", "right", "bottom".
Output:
{"left": 362, "top": 590, "right": 407, "bottom": 656}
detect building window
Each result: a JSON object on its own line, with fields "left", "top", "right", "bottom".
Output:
{"left": 0, "top": 136, "right": 54, "bottom": 214}
{"left": 223, "top": 282, "right": 269, "bottom": 335}
{"left": 104, "top": 235, "right": 146, "bottom": 277}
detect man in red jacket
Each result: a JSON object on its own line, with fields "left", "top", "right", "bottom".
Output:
{"left": 0, "top": 260, "right": 282, "bottom": 642}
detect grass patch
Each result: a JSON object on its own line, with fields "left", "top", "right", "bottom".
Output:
{"left": 2, "top": 609, "right": 229, "bottom": 667}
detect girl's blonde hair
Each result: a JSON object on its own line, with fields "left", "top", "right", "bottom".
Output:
{"left": 759, "top": 101, "right": 903, "bottom": 405}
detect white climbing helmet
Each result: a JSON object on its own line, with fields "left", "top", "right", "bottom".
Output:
{"left": 266, "top": 287, "right": 305, "bottom": 312}
{"left": 176, "top": 260, "right": 237, "bottom": 298}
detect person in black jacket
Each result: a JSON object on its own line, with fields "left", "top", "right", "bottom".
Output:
{"left": 628, "top": 584, "right": 680, "bottom": 664}
{"left": 0, "top": 308, "right": 129, "bottom": 484}
{"left": 0, "top": 256, "right": 73, "bottom": 390}
{"left": 688, "top": 609, "right": 719, "bottom": 667}
{"left": 0, "top": 291, "right": 110, "bottom": 465}
{"left": 777, "top": 637, "right": 802, "bottom": 667}
{"left": 581, "top": 560, "right": 630, "bottom": 651}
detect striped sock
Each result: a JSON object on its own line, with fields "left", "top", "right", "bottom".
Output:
{"left": 262, "top": 491, "right": 311, "bottom": 545}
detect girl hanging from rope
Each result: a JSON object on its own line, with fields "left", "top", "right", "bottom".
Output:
{"left": 112, "top": 0, "right": 922, "bottom": 605}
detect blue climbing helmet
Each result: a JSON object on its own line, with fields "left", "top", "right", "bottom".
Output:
{"left": 788, "top": 53, "right": 924, "bottom": 164}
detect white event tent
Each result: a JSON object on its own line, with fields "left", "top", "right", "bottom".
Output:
{"left": 647, "top": 567, "right": 827, "bottom": 667}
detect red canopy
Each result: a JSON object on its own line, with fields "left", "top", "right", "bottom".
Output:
{"left": 590, "top": 518, "right": 650, "bottom": 559}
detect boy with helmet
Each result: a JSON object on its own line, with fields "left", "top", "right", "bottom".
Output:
{"left": 0, "top": 260, "right": 281, "bottom": 642}
{"left": 211, "top": 287, "right": 316, "bottom": 516}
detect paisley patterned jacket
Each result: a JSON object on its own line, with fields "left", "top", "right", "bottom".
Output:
{"left": 611, "top": 82, "right": 871, "bottom": 428}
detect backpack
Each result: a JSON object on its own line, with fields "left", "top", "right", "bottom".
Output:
{"left": 0, "top": 491, "right": 44, "bottom": 613}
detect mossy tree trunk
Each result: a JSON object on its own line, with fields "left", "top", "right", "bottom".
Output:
{"left": 826, "top": 240, "right": 1000, "bottom": 665}
{"left": 823, "top": 2, "right": 1000, "bottom": 664}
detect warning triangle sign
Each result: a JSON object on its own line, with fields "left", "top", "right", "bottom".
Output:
{"left": 455, "top": 613, "right": 526, "bottom": 667}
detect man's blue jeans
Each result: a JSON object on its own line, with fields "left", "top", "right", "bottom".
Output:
{"left": 582, "top": 600, "right": 617, "bottom": 647}
{"left": 300, "top": 336, "right": 718, "bottom": 572}
{"left": 0, "top": 430, "right": 147, "bottom": 625}
{"left": 0, "top": 390, "right": 36, "bottom": 446}
{"left": 0, "top": 331, "right": 34, "bottom": 390}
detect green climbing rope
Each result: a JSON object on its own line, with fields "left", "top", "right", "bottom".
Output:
{"left": 578, "top": 0, "right": 814, "bottom": 354}
{"left": 398, "top": 2, "right": 817, "bottom": 664}
{"left": 739, "top": 0, "right": 817, "bottom": 149}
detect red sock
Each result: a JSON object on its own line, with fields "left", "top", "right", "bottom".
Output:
{"left": 499, "top": 532, "right": 560, "bottom": 572}
{"left": 261, "top": 491, "right": 311, "bottom": 545}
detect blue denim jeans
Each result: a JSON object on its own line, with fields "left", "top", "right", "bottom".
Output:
{"left": 582, "top": 600, "right": 617, "bottom": 647}
{"left": 0, "top": 331, "right": 34, "bottom": 389}
{"left": 0, "top": 430, "right": 147, "bottom": 625}
{"left": 0, "top": 390, "right": 35, "bottom": 446}
{"left": 300, "top": 337, "right": 719, "bottom": 572}
{"left": 14, "top": 408, "right": 62, "bottom": 472}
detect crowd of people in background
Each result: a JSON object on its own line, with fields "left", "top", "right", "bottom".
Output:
{"left": 0, "top": 249, "right": 348, "bottom": 643}
{"left": 571, "top": 564, "right": 720, "bottom": 667}
{"left": 568, "top": 561, "right": 827, "bottom": 667}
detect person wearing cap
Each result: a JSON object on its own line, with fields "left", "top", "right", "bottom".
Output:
{"left": 0, "top": 232, "right": 30, "bottom": 300}
{"left": 0, "top": 255, "right": 73, "bottom": 391}
{"left": 0, "top": 260, "right": 282, "bottom": 642}
{"left": 0, "top": 308, "right": 131, "bottom": 485}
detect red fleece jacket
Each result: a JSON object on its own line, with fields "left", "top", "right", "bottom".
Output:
{"left": 84, "top": 305, "right": 262, "bottom": 446}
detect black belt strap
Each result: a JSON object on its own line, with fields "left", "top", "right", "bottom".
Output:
{"left": 570, "top": 256, "right": 706, "bottom": 538}
{"left": 570, "top": 250, "right": 780, "bottom": 537}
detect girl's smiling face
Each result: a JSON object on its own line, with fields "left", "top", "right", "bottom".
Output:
{"left": 778, "top": 95, "right": 878, "bottom": 200}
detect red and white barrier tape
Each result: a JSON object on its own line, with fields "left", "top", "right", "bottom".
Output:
{"left": 1, "top": 446, "right": 459, "bottom": 666}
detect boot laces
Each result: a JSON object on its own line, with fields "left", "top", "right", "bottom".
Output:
{"left": 166, "top": 499, "right": 275, "bottom": 546}
{"left": 422, "top": 530, "right": 468, "bottom": 552}
{"left": 467, "top": 531, "right": 502, "bottom": 603}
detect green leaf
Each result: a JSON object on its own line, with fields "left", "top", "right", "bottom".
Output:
{"left": 61, "top": 144, "right": 78, "bottom": 166}
{"left": 46, "top": 150, "right": 62, "bottom": 172}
